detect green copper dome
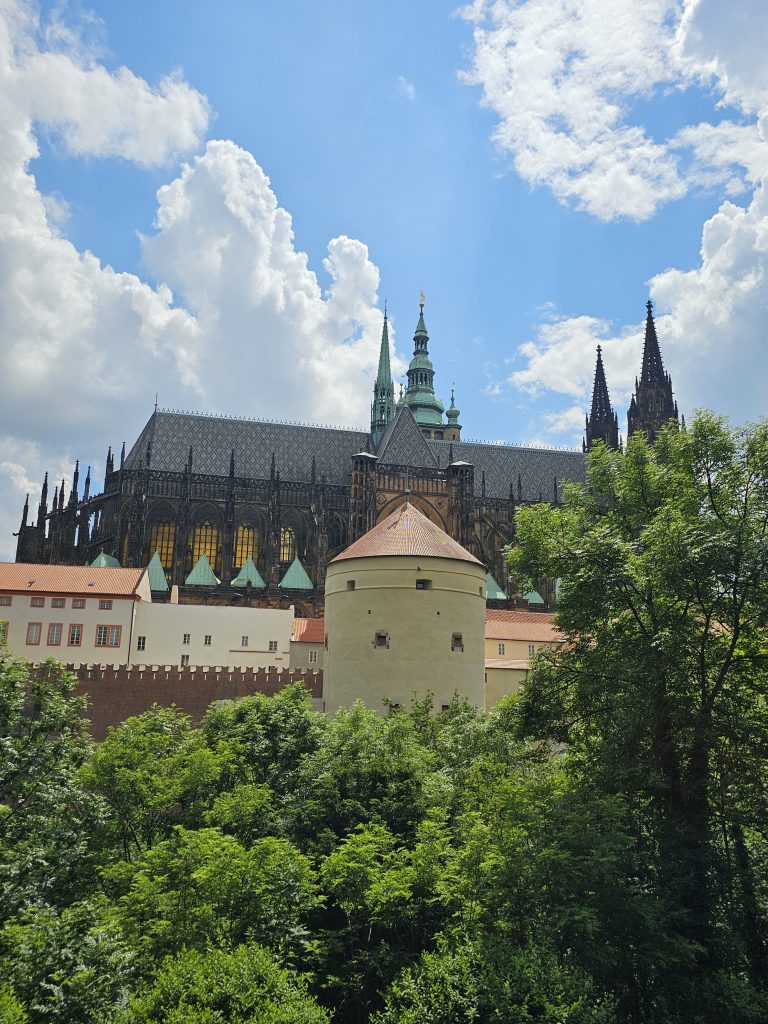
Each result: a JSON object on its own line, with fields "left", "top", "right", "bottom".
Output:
{"left": 403, "top": 298, "right": 446, "bottom": 429}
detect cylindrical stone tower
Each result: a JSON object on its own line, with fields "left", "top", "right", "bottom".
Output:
{"left": 324, "top": 501, "right": 486, "bottom": 714}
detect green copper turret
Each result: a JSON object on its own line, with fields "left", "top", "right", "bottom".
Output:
{"left": 371, "top": 309, "right": 396, "bottom": 447}
{"left": 403, "top": 294, "right": 445, "bottom": 431}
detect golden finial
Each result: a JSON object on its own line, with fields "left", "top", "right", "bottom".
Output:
{"left": 419, "top": 289, "right": 425, "bottom": 310}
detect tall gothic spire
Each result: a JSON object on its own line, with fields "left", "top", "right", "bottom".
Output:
{"left": 583, "top": 345, "right": 619, "bottom": 451}
{"left": 627, "top": 299, "right": 679, "bottom": 443}
{"left": 403, "top": 292, "right": 446, "bottom": 436}
{"left": 371, "top": 308, "right": 396, "bottom": 447}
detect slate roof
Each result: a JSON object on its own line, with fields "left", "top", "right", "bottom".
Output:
{"left": 124, "top": 409, "right": 586, "bottom": 499}
{"left": 0, "top": 563, "right": 147, "bottom": 597}
{"left": 376, "top": 406, "right": 438, "bottom": 468}
{"left": 126, "top": 410, "right": 368, "bottom": 483}
{"left": 333, "top": 502, "right": 483, "bottom": 565}
{"left": 429, "top": 439, "right": 585, "bottom": 501}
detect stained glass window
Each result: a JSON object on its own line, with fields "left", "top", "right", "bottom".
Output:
{"left": 191, "top": 522, "right": 221, "bottom": 573}
{"left": 147, "top": 522, "right": 175, "bottom": 569}
{"left": 280, "top": 527, "right": 295, "bottom": 564}
{"left": 234, "top": 525, "right": 260, "bottom": 569}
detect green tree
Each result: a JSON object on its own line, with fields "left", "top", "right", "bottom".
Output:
{"left": 509, "top": 414, "right": 768, "bottom": 1021}
{"left": 121, "top": 944, "right": 329, "bottom": 1024}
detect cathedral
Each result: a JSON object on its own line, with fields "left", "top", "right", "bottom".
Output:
{"left": 14, "top": 297, "right": 679, "bottom": 616}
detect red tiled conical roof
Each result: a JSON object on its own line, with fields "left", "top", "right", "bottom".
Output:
{"left": 332, "top": 502, "right": 483, "bottom": 565}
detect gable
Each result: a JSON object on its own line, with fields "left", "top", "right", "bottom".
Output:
{"left": 375, "top": 406, "right": 438, "bottom": 469}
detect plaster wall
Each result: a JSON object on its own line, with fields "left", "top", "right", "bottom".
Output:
{"left": 324, "top": 554, "right": 486, "bottom": 714}
{"left": 484, "top": 664, "right": 528, "bottom": 707}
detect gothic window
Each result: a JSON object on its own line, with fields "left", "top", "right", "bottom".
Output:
{"left": 147, "top": 521, "right": 175, "bottom": 569}
{"left": 280, "top": 526, "right": 295, "bottom": 564}
{"left": 191, "top": 522, "right": 221, "bottom": 573}
{"left": 235, "top": 525, "right": 260, "bottom": 569}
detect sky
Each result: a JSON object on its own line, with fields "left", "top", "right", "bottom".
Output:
{"left": 1, "top": 0, "right": 768, "bottom": 559}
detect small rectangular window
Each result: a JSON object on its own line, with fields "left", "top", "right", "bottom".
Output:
{"left": 441, "top": 703, "right": 450, "bottom": 713}
{"left": 204, "top": 635, "right": 211, "bottom": 646}
{"left": 51, "top": 597, "right": 65, "bottom": 609}
{"left": 181, "top": 654, "right": 190, "bottom": 667}
{"left": 96, "top": 625, "right": 121, "bottom": 648}
{"left": 374, "top": 632, "right": 389, "bottom": 649}
{"left": 241, "top": 636, "right": 248, "bottom": 647}
{"left": 451, "top": 633, "right": 464, "bottom": 653}
{"left": 31, "top": 596, "right": 44, "bottom": 608}
{"left": 99, "top": 599, "right": 113, "bottom": 611}
{"left": 183, "top": 633, "right": 191, "bottom": 645}
{"left": 72, "top": 598, "right": 85, "bottom": 609}
{"left": 137, "top": 635, "right": 146, "bottom": 652}
{"left": 67, "top": 623, "right": 82, "bottom": 647}
{"left": 415, "top": 579, "right": 432, "bottom": 590}
{"left": 498, "top": 642, "right": 506, "bottom": 656}
{"left": 309, "top": 650, "right": 318, "bottom": 664}
{"left": 0, "top": 596, "right": 11, "bottom": 606}
{"left": 0, "top": 621, "right": 8, "bottom": 644}
{"left": 528, "top": 644, "right": 536, "bottom": 657}
{"left": 346, "top": 580, "right": 356, "bottom": 591}
{"left": 26, "top": 622, "right": 42, "bottom": 645}
{"left": 268, "top": 640, "right": 278, "bottom": 652}
{"left": 47, "top": 623, "right": 62, "bottom": 646}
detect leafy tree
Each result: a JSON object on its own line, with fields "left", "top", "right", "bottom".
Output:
{"left": 0, "top": 653, "right": 97, "bottom": 920}
{"left": 121, "top": 944, "right": 329, "bottom": 1024}
{"left": 509, "top": 414, "right": 768, "bottom": 1020}
{"left": 204, "top": 781, "right": 280, "bottom": 844}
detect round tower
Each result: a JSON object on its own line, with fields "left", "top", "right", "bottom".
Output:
{"left": 324, "top": 501, "right": 486, "bottom": 714}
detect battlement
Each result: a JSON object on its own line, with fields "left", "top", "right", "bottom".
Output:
{"left": 33, "top": 662, "right": 323, "bottom": 740}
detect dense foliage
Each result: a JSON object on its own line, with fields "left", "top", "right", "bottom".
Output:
{"left": 1, "top": 412, "right": 767, "bottom": 1023}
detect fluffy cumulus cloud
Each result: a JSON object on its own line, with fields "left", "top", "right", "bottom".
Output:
{"left": 477, "top": 0, "right": 768, "bottom": 440}
{"left": 461, "top": 0, "right": 768, "bottom": 221}
{"left": 0, "top": 2, "right": 393, "bottom": 559}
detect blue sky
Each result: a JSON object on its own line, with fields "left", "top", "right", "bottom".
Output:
{"left": 2, "top": 0, "right": 768, "bottom": 556}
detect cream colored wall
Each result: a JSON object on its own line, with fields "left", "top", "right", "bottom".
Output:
{"left": 324, "top": 555, "right": 486, "bottom": 714}
{"left": 131, "top": 603, "right": 294, "bottom": 668}
{"left": 484, "top": 637, "right": 554, "bottom": 660}
{"left": 0, "top": 593, "right": 137, "bottom": 664}
{"left": 484, "top": 664, "right": 528, "bottom": 707}
{"left": 289, "top": 641, "right": 324, "bottom": 671}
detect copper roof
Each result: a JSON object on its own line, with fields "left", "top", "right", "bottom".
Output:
{"left": 485, "top": 609, "right": 561, "bottom": 642}
{"left": 292, "top": 618, "right": 325, "bottom": 643}
{"left": 331, "top": 502, "right": 483, "bottom": 565}
{"left": 0, "top": 563, "right": 147, "bottom": 597}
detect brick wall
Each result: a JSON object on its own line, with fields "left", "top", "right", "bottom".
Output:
{"left": 40, "top": 663, "right": 324, "bottom": 740}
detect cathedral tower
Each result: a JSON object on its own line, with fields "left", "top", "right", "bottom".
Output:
{"left": 370, "top": 309, "right": 396, "bottom": 448}
{"left": 583, "top": 345, "right": 619, "bottom": 451}
{"left": 403, "top": 293, "right": 446, "bottom": 438}
{"left": 627, "top": 300, "right": 678, "bottom": 443}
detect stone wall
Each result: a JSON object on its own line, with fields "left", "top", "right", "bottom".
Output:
{"left": 42, "top": 663, "right": 323, "bottom": 740}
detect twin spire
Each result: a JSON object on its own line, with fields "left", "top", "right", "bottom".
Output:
{"left": 584, "top": 299, "right": 679, "bottom": 451}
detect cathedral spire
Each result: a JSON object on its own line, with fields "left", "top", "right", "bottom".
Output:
{"left": 627, "top": 298, "right": 679, "bottom": 443}
{"left": 371, "top": 308, "right": 396, "bottom": 448}
{"left": 37, "top": 472, "right": 48, "bottom": 527}
{"left": 583, "top": 345, "right": 619, "bottom": 451}
{"left": 69, "top": 460, "right": 79, "bottom": 506}
{"left": 403, "top": 292, "right": 446, "bottom": 437}
{"left": 83, "top": 466, "right": 91, "bottom": 503}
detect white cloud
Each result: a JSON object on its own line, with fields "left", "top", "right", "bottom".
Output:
{"left": 0, "top": 3, "right": 395, "bottom": 559}
{"left": 461, "top": 0, "right": 768, "bottom": 220}
{"left": 397, "top": 75, "right": 416, "bottom": 100}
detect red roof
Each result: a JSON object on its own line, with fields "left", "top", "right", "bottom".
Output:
{"left": 332, "top": 502, "right": 482, "bottom": 565}
{"left": 292, "top": 618, "right": 325, "bottom": 643}
{"left": 485, "top": 609, "right": 561, "bottom": 642}
{"left": 0, "top": 563, "right": 147, "bottom": 598}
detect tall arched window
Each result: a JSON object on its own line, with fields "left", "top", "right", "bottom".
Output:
{"left": 234, "top": 525, "right": 260, "bottom": 569}
{"left": 146, "top": 522, "right": 175, "bottom": 569}
{"left": 191, "top": 522, "right": 221, "bottom": 573}
{"left": 280, "top": 526, "right": 295, "bottom": 564}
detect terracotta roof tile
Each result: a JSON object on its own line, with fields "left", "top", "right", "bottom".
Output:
{"left": 293, "top": 618, "right": 325, "bottom": 643}
{"left": 485, "top": 609, "right": 562, "bottom": 643}
{"left": 332, "top": 502, "right": 483, "bottom": 565}
{"left": 0, "top": 563, "right": 147, "bottom": 598}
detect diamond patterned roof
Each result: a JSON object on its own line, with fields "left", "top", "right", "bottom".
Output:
{"left": 429, "top": 440, "right": 585, "bottom": 500}
{"left": 376, "top": 406, "right": 438, "bottom": 468}
{"left": 126, "top": 411, "right": 368, "bottom": 483}
{"left": 333, "top": 502, "right": 482, "bottom": 564}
